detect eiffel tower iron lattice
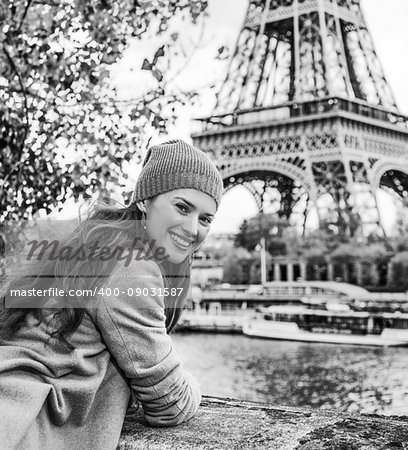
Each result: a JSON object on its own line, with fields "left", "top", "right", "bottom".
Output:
{"left": 192, "top": 0, "right": 408, "bottom": 237}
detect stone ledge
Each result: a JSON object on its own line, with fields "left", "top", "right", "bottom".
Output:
{"left": 118, "top": 396, "right": 408, "bottom": 450}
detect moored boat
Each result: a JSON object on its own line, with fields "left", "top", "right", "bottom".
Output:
{"left": 242, "top": 306, "right": 408, "bottom": 347}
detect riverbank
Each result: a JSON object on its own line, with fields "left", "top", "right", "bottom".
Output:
{"left": 119, "top": 396, "right": 408, "bottom": 449}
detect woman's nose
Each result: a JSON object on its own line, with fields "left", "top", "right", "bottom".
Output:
{"left": 181, "top": 217, "right": 198, "bottom": 238}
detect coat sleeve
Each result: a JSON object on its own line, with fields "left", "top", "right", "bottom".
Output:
{"left": 95, "top": 259, "right": 201, "bottom": 427}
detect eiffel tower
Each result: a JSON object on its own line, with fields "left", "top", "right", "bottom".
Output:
{"left": 192, "top": 0, "right": 408, "bottom": 237}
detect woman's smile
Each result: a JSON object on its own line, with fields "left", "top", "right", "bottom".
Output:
{"left": 143, "top": 188, "right": 217, "bottom": 264}
{"left": 168, "top": 231, "right": 194, "bottom": 251}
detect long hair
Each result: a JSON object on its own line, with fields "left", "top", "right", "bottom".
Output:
{"left": 0, "top": 200, "right": 191, "bottom": 349}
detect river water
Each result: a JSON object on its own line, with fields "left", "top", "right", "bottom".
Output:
{"left": 172, "top": 332, "right": 408, "bottom": 415}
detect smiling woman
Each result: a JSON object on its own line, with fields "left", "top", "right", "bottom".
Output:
{"left": 140, "top": 189, "right": 216, "bottom": 264}
{"left": 0, "top": 140, "right": 223, "bottom": 449}
{"left": 132, "top": 140, "right": 219, "bottom": 268}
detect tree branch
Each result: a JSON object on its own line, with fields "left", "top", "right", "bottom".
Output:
{"left": 3, "top": 46, "right": 30, "bottom": 140}
{"left": 2, "top": 46, "right": 30, "bottom": 190}
{"left": 165, "top": 19, "right": 207, "bottom": 86}
{"left": 17, "top": 0, "right": 34, "bottom": 33}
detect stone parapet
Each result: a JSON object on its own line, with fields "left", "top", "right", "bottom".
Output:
{"left": 118, "top": 396, "right": 408, "bottom": 449}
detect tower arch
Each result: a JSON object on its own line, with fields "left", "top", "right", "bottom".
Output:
{"left": 372, "top": 161, "right": 408, "bottom": 198}
{"left": 220, "top": 156, "right": 312, "bottom": 193}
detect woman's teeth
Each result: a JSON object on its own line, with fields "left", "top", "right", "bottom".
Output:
{"left": 169, "top": 232, "right": 190, "bottom": 248}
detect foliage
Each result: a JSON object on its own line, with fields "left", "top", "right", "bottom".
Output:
{"left": 390, "top": 211, "right": 408, "bottom": 252}
{"left": 222, "top": 247, "right": 251, "bottom": 285}
{"left": 304, "top": 250, "right": 327, "bottom": 266}
{"left": 299, "top": 227, "right": 345, "bottom": 256}
{"left": 234, "top": 213, "right": 290, "bottom": 255}
{"left": 305, "top": 251, "right": 328, "bottom": 281}
{"left": 389, "top": 252, "right": 408, "bottom": 290}
{"left": 222, "top": 256, "right": 244, "bottom": 285}
{"left": 358, "top": 243, "right": 389, "bottom": 262}
{"left": 330, "top": 243, "right": 361, "bottom": 265}
{"left": 0, "top": 0, "right": 208, "bottom": 240}
{"left": 200, "top": 235, "right": 233, "bottom": 260}
{"left": 298, "top": 233, "right": 328, "bottom": 279}
{"left": 228, "top": 214, "right": 406, "bottom": 287}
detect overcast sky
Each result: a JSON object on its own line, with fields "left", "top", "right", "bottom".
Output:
{"left": 114, "top": 0, "right": 408, "bottom": 115}
{"left": 111, "top": 1, "right": 408, "bottom": 234}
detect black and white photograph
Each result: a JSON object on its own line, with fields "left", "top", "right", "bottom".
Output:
{"left": 1, "top": 0, "right": 408, "bottom": 448}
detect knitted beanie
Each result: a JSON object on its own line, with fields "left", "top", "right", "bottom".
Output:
{"left": 133, "top": 139, "right": 224, "bottom": 208}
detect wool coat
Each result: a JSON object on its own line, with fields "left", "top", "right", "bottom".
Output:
{"left": 0, "top": 258, "right": 201, "bottom": 450}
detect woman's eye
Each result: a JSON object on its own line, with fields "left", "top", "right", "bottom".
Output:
{"left": 176, "top": 203, "right": 188, "bottom": 213}
{"left": 200, "top": 217, "right": 212, "bottom": 226}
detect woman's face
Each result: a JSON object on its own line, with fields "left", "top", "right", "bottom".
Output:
{"left": 144, "top": 188, "right": 217, "bottom": 264}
